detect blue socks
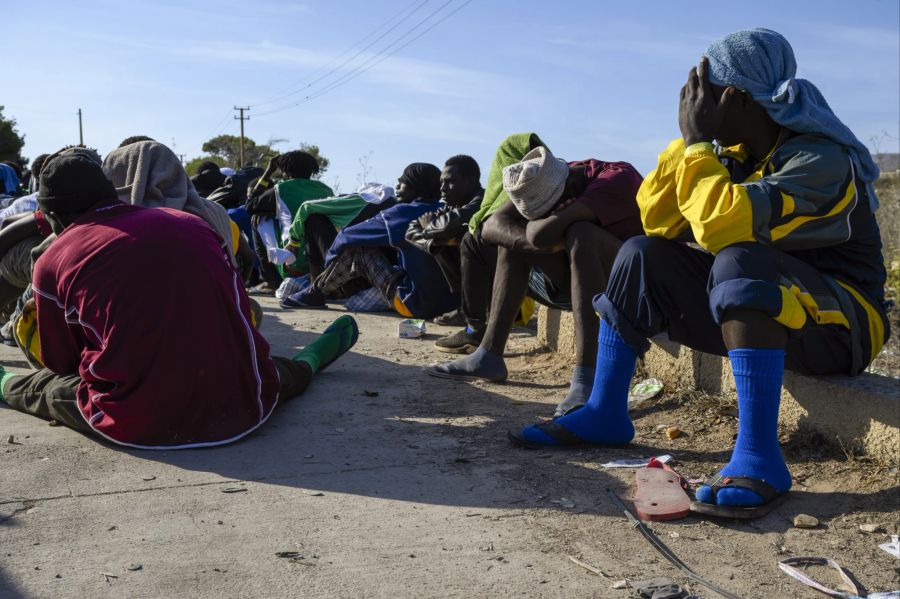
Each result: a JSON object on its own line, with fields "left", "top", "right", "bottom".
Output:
{"left": 695, "top": 349, "right": 792, "bottom": 507}
{"left": 554, "top": 366, "right": 595, "bottom": 417}
{"left": 520, "top": 322, "right": 635, "bottom": 445}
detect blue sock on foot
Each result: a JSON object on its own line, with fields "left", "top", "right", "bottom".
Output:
{"left": 521, "top": 322, "right": 635, "bottom": 445}
{"left": 554, "top": 366, "right": 595, "bottom": 416}
{"left": 695, "top": 348, "right": 792, "bottom": 507}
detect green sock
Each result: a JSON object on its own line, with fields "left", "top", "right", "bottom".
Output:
{"left": 292, "top": 315, "right": 359, "bottom": 375}
{"left": 0, "top": 366, "right": 17, "bottom": 402}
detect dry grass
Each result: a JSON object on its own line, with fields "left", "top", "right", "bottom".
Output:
{"left": 870, "top": 172, "right": 900, "bottom": 377}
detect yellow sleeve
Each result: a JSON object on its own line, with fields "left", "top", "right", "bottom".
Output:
{"left": 638, "top": 138, "right": 691, "bottom": 239}
{"left": 675, "top": 142, "right": 755, "bottom": 253}
{"left": 229, "top": 220, "right": 241, "bottom": 257}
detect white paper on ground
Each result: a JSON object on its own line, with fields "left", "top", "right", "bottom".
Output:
{"left": 879, "top": 535, "right": 900, "bottom": 559}
{"left": 627, "top": 378, "right": 664, "bottom": 408}
{"left": 600, "top": 454, "right": 673, "bottom": 468}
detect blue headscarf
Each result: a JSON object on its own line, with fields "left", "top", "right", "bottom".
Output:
{"left": 704, "top": 28, "right": 881, "bottom": 211}
{"left": 0, "top": 163, "right": 20, "bottom": 195}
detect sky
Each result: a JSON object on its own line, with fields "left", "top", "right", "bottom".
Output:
{"left": 5, "top": 0, "right": 899, "bottom": 193}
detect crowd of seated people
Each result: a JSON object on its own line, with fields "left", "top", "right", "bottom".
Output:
{"left": 0, "top": 28, "right": 889, "bottom": 519}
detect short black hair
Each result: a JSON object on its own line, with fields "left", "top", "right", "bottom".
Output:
{"left": 118, "top": 135, "right": 156, "bottom": 148}
{"left": 278, "top": 151, "right": 320, "bottom": 179}
{"left": 30, "top": 154, "right": 50, "bottom": 180}
{"left": 444, "top": 154, "right": 480, "bottom": 182}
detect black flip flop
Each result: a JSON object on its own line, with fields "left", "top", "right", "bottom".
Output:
{"left": 689, "top": 474, "right": 790, "bottom": 520}
{"left": 507, "top": 421, "right": 625, "bottom": 450}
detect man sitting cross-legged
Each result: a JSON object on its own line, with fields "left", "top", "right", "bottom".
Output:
{"left": 0, "top": 151, "right": 358, "bottom": 449}
{"left": 511, "top": 29, "right": 889, "bottom": 519}
{"left": 426, "top": 146, "right": 643, "bottom": 417}
{"left": 282, "top": 163, "right": 459, "bottom": 319}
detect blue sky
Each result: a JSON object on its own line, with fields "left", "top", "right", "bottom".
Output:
{"left": 6, "top": 0, "right": 899, "bottom": 193}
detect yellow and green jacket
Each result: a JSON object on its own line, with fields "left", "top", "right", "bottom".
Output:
{"left": 639, "top": 133, "right": 888, "bottom": 365}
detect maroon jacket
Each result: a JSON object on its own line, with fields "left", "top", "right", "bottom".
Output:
{"left": 32, "top": 201, "right": 280, "bottom": 448}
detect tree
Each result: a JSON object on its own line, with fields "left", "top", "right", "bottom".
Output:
{"left": 186, "top": 135, "right": 329, "bottom": 179}
{"left": 0, "top": 106, "right": 27, "bottom": 166}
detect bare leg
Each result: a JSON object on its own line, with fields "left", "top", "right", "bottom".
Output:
{"left": 553, "top": 223, "right": 622, "bottom": 415}
{"left": 427, "top": 247, "right": 565, "bottom": 382}
{"left": 721, "top": 308, "right": 787, "bottom": 350}
{"left": 565, "top": 222, "right": 622, "bottom": 367}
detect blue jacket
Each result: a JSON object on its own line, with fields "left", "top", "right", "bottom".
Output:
{"left": 326, "top": 198, "right": 458, "bottom": 318}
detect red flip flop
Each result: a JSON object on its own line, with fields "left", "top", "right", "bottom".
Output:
{"left": 633, "top": 465, "right": 691, "bottom": 521}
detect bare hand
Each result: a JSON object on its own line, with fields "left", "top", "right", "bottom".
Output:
{"left": 678, "top": 57, "right": 733, "bottom": 146}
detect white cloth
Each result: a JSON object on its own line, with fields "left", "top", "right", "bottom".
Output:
{"left": 0, "top": 193, "right": 38, "bottom": 227}
{"left": 356, "top": 182, "right": 396, "bottom": 204}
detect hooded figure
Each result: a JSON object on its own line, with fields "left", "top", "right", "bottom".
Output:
{"left": 102, "top": 141, "right": 235, "bottom": 258}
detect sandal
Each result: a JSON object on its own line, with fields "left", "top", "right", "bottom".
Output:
{"left": 689, "top": 473, "right": 789, "bottom": 519}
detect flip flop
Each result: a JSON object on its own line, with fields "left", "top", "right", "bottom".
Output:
{"left": 689, "top": 474, "right": 790, "bottom": 520}
{"left": 422, "top": 364, "right": 506, "bottom": 383}
{"left": 507, "top": 421, "right": 626, "bottom": 450}
{"left": 634, "top": 467, "right": 691, "bottom": 521}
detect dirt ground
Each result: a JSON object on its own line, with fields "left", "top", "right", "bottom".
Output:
{"left": 1, "top": 302, "right": 898, "bottom": 598}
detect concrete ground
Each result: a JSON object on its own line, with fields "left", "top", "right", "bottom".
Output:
{"left": 2, "top": 299, "right": 898, "bottom": 598}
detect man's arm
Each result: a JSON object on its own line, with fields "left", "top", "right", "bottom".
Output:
{"left": 0, "top": 214, "right": 41, "bottom": 256}
{"left": 524, "top": 200, "right": 596, "bottom": 249}
{"left": 481, "top": 201, "right": 555, "bottom": 253}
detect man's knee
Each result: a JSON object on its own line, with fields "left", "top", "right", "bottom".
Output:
{"left": 710, "top": 243, "right": 774, "bottom": 287}
{"left": 564, "top": 221, "right": 621, "bottom": 261}
{"left": 612, "top": 235, "right": 674, "bottom": 271}
{"left": 563, "top": 220, "right": 599, "bottom": 252}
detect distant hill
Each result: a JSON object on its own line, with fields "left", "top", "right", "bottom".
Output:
{"left": 875, "top": 153, "right": 899, "bottom": 172}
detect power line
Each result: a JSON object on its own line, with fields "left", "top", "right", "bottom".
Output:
{"left": 203, "top": 110, "right": 235, "bottom": 142}
{"left": 254, "top": 0, "right": 470, "bottom": 118}
{"left": 304, "top": 0, "right": 471, "bottom": 103}
{"left": 249, "top": 0, "right": 429, "bottom": 108}
{"left": 254, "top": 0, "right": 456, "bottom": 116}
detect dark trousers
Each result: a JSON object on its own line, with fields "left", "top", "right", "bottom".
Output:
{"left": 460, "top": 230, "right": 499, "bottom": 333}
{"left": 432, "top": 246, "right": 462, "bottom": 295}
{"left": 595, "top": 236, "right": 883, "bottom": 376}
{"left": 1, "top": 358, "right": 312, "bottom": 437}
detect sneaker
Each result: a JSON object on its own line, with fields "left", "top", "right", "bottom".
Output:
{"left": 433, "top": 309, "right": 467, "bottom": 327}
{"left": 434, "top": 328, "right": 483, "bottom": 354}
{"left": 281, "top": 287, "right": 327, "bottom": 309}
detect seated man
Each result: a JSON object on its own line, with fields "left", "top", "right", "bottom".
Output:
{"left": 427, "top": 146, "right": 644, "bottom": 417}
{"left": 283, "top": 163, "right": 458, "bottom": 319}
{"left": 429, "top": 134, "right": 547, "bottom": 353}
{"left": 512, "top": 29, "right": 889, "bottom": 518}
{"left": 289, "top": 182, "right": 398, "bottom": 280}
{"left": 405, "top": 155, "right": 484, "bottom": 326}
{"left": 245, "top": 151, "right": 334, "bottom": 292}
{"left": 0, "top": 151, "right": 358, "bottom": 448}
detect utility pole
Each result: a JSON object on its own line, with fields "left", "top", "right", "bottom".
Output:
{"left": 177, "top": 154, "right": 185, "bottom": 164}
{"left": 234, "top": 106, "right": 250, "bottom": 167}
{"left": 77, "top": 108, "right": 84, "bottom": 145}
